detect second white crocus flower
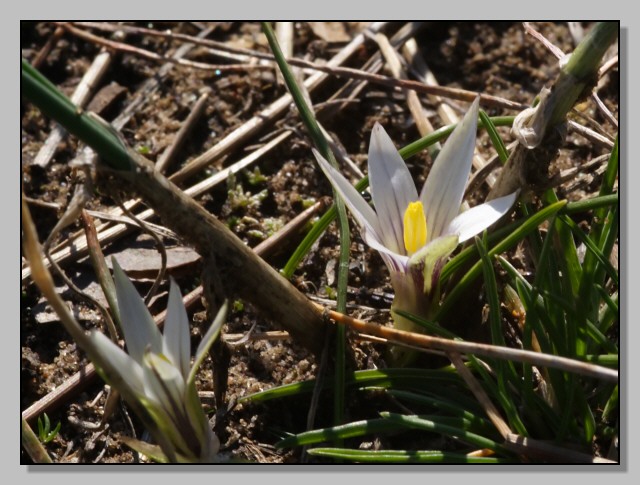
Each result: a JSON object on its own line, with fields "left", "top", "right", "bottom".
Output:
{"left": 87, "top": 259, "right": 226, "bottom": 462}
{"left": 314, "top": 97, "right": 517, "bottom": 351}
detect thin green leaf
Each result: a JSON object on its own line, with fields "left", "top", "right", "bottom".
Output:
{"left": 479, "top": 109, "right": 509, "bottom": 163}
{"left": 392, "top": 309, "right": 459, "bottom": 339}
{"left": 190, "top": 300, "right": 228, "bottom": 386}
{"left": 600, "top": 137, "right": 619, "bottom": 197}
{"left": 437, "top": 200, "right": 567, "bottom": 319}
{"left": 278, "top": 414, "right": 488, "bottom": 450}
{"left": 584, "top": 354, "right": 618, "bottom": 368}
{"left": 306, "top": 447, "right": 509, "bottom": 463}
{"left": 559, "top": 215, "right": 619, "bottom": 287}
{"left": 239, "top": 368, "right": 461, "bottom": 404}
{"left": 21, "top": 59, "right": 132, "bottom": 171}
{"left": 475, "top": 235, "right": 527, "bottom": 435}
{"left": 385, "top": 389, "right": 499, "bottom": 439}
{"left": 546, "top": 193, "right": 582, "bottom": 297}
{"left": 276, "top": 418, "right": 400, "bottom": 448}
{"left": 381, "top": 412, "right": 506, "bottom": 453}
{"left": 601, "top": 385, "right": 618, "bottom": 424}
{"left": 563, "top": 193, "right": 617, "bottom": 215}
{"left": 262, "top": 22, "right": 349, "bottom": 430}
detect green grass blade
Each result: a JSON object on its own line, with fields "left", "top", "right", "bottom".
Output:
{"left": 437, "top": 200, "right": 567, "bottom": 319}
{"left": 601, "top": 384, "right": 618, "bottom": 424}
{"left": 281, "top": 176, "right": 368, "bottom": 279}
{"left": 276, "top": 418, "right": 398, "bottom": 448}
{"left": 305, "top": 447, "right": 509, "bottom": 463}
{"left": 475, "top": 236, "right": 527, "bottom": 435}
{"left": 598, "top": 290, "right": 618, "bottom": 334}
{"left": 392, "top": 309, "right": 460, "bottom": 339}
{"left": 584, "top": 354, "right": 618, "bottom": 368}
{"left": 575, "top": 140, "right": 618, "bottom": 342}
{"left": 22, "top": 59, "right": 132, "bottom": 171}
{"left": 545, "top": 193, "right": 582, "bottom": 297}
{"left": 278, "top": 414, "right": 495, "bottom": 450}
{"left": 385, "top": 389, "right": 500, "bottom": 439}
{"left": 559, "top": 215, "right": 619, "bottom": 287}
{"left": 479, "top": 109, "right": 509, "bottom": 163}
{"left": 563, "top": 193, "right": 618, "bottom": 215}
{"left": 239, "top": 368, "right": 462, "bottom": 404}
{"left": 262, "top": 21, "right": 350, "bottom": 430}
{"left": 380, "top": 412, "right": 506, "bottom": 453}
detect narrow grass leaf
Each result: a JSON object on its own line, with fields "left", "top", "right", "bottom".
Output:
{"left": 306, "top": 447, "right": 508, "bottom": 463}
{"left": 563, "top": 193, "right": 618, "bottom": 215}
{"left": 559, "top": 215, "right": 618, "bottom": 287}
{"left": 380, "top": 412, "right": 506, "bottom": 453}
{"left": 437, "top": 200, "right": 567, "bottom": 319}
{"left": 262, "top": 22, "right": 350, "bottom": 429}
{"left": 276, "top": 418, "right": 398, "bottom": 448}
{"left": 479, "top": 109, "right": 509, "bottom": 163}
{"left": 239, "top": 368, "right": 462, "bottom": 404}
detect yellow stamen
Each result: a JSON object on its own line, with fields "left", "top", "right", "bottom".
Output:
{"left": 403, "top": 201, "right": 427, "bottom": 255}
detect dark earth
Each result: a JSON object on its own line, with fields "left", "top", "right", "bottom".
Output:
{"left": 20, "top": 22, "right": 618, "bottom": 463}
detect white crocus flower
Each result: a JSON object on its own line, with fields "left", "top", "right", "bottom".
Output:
{"left": 88, "top": 259, "right": 226, "bottom": 462}
{"left": 314, "top": 98, "right": 517, "bottom": 360}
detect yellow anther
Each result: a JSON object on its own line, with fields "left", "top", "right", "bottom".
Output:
{"left": 403, "top": 201, "right": 427, "bottom": 255}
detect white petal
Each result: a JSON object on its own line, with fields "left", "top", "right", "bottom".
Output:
{"left": 420, "top": 97, "right": 480, "bottom": 240}
{"left": 112, "top": 259, "right": 162, "bottom": 363}
{"left": 446, "top": 191, "right": 518, "bottom": 243}
{"left": 368, "top": 123, "right": 418, "bottom": 254}
{"left": 314, "top": 149, "right": 409, "bottom": 273}
{"left": 163, "top": 279, "right": 191, "bottom": 379}
{"left": 313, "top": 149, "right": 383, "bottom": 240}
{"left": 377, "top": 249, "right": 410, "bottom": 276}
{"left": 87, "top": 330, "right": 145, "bottom": 398}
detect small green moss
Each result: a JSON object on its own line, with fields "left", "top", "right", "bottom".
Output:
{"left": 245, "top": 167, "right": 268, "bottom": 186}
{"left": 232, "top": 300, "right": 244, "bottom": 312}
{"left": 247, "top": 229, "right": 266, "bottom": 240}
{"left": 324, "top": 286, "right": 337, "bottom": 300}
{"left": 263, "top": 217, "right": 284, "bottom": 238}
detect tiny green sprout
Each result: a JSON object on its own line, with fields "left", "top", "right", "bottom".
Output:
{"left": 228, "top": 182, "right": 268, "bottom": 211}
{"left": 252, "top": 189, "right": 268, "bottom": 205}
{"left": 232, "top": 300, "right": 244, "bottom": 312}
{"left": 247, "top": 229, "right": 266, "bottom": 240}
{"left": 302, "top": 198, "right": 316, "bottom": 209}
{"left": 325, "top": 286, "right": 337, "bottom": 300}
{"left": 136, "top": 145, "right": 151, "bottom": 155}
{"left": 37, "top": 413, "right": 61, "bottom": 444}
{"left": 226, "top": 216, "right": 239, "bottom": 229}
{"left": 245, "top": 167, "right": 268, "bottom": 186}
